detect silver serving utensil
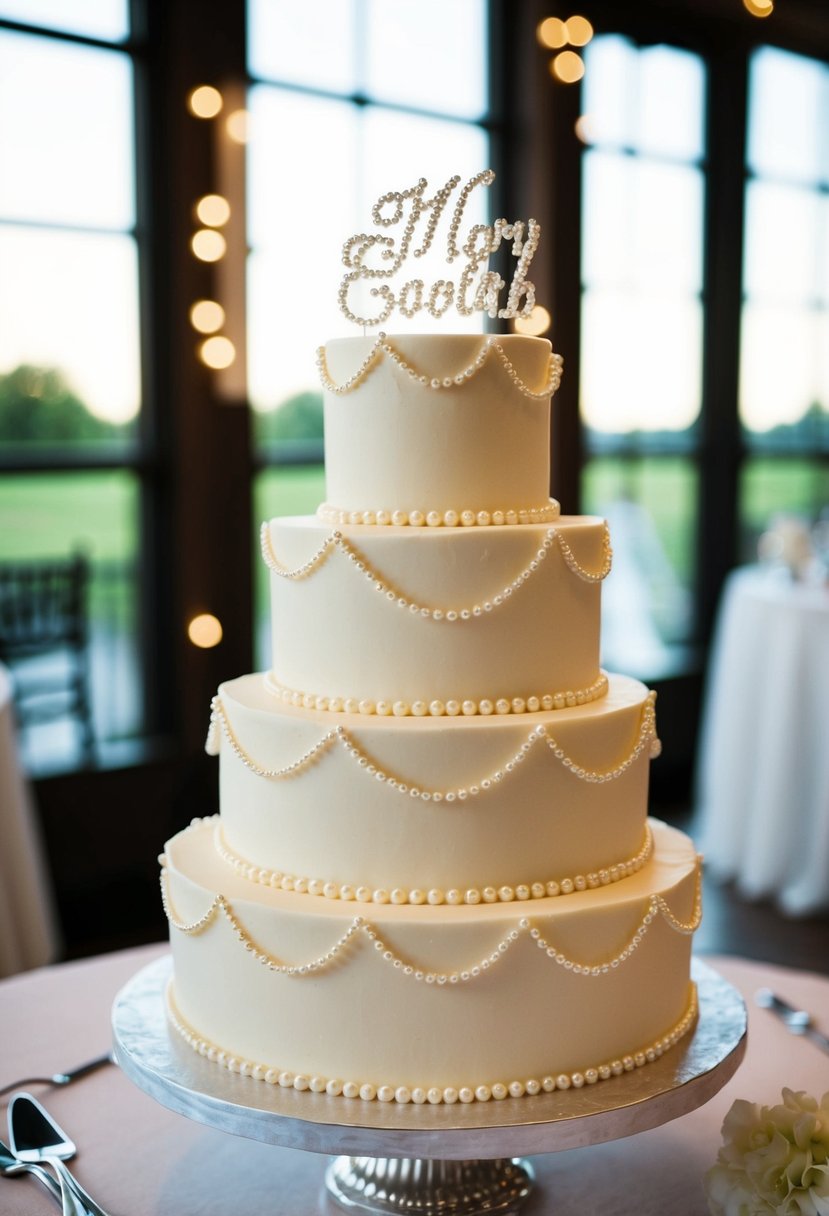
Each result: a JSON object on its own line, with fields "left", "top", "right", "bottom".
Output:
{"left": 0, "top": 1053, "right": 113, "bottom": 1098}
{"left": 755, "top": 988, "right": 829, "bottom": 1055}
{"left": 0, "top": 1133, "right": 88, "bottom": 1215}
{"left": 8, "top": 1093, "right": 110, "bottom": 1216}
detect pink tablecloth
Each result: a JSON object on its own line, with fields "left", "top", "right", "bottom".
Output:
{"left": 1, "top": 943, "right": 828, "bottom": 1215}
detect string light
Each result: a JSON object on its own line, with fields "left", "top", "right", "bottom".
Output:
{"left": 743, "top": 0, "right": 773, "bottom": 15}
{"left": 539, "top": 13, "right": 593, "bottom": 83}
{"left": 196, "top": 194, "right": 231, "bottom": 227}
{"left": 191, "top": 229, "right": 226, "bottom": 262}
{"left": 188, "top": 614, "right": 223, "bottom": 648}
{"left": 199, "top": 336, "right": 236, "bottom": 370}
{"left": 226, "top": 109, "right": 250, "bottom": 144}
{"left": 186, "top": 89, "right": 236, "bottom": 376}
{"left": 574, "top": 114, "right": 594, "bottom": 143}
{"left": 565, "top": 15, "right": 593, "bottom": 46}
{"left": 188, "top": 85, "right": 223, "bottom": 119}
{"left": 513, "top": 306, "right": 552, "bottom": 337}
{"left": 537, "top": 16, "right": 568, "bottom": 48}
{"left": 190, "top": 300, "right": 225, "bottom": 334}
{"left": 551, "top": 51, "right": 585, "bottom": 83}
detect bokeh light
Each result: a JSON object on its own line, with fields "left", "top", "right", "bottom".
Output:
{"left": 188, "top": 85, "right": 223, "bottom": 119}
{"left": 565, "top": 15, "right": 594, "bottom": 46}
{"left": 187, "top": 613, "right": 223, "bottom": 648}
{"left": 513, "top": 305, "right": 552, "bottom": 336}
{"left": 191, "top": 229, "right": 227, "bottom": 262}
{"left": 537, "top": 17, "right": 568, "bottom": 49}
{"left": 744, "top": 0, "right": 773, "bottom": 15}
{"left": 189, "top": 299, "right": 225, "bottom": 334}
{"left": 551, "top": 51, "right": 585, "bottom": 84}
{"left": 226, "top": 109, "right": 251, "bottom": 143}
{"left": 574, "top": 114, "right": 595, "bottom": 143}
{"left": 196, "top": 194, "right": 231, "bottom": 227}
{"left": 199, "top": 335, "right": 236, "bottom": 369}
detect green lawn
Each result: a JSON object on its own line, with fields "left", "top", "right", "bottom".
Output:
{"left": 253, "top": 465, "right": 327, "bottom": 523}
{"left": 740, "top": 458, "right": 829, "bottom": 558}
{"left": 0, "top": 470, "right": 138, "bottom": 563}
{"left": 0, "top": 471, "right": 139, "bottom": 623}
{"left": 1, "top": 458, "right": 825, "bottom": 637}
{"left": 583, "top": 457, "right": 699, "bottom": 585}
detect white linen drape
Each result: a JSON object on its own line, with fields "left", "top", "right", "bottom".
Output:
{"left": 0, "top": 663, "right": 61, "bottom": 975}
{"left": 695, "top": 567, "right": 829, "bottom": 915}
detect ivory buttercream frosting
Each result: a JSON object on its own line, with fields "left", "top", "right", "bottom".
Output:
{"left": 161, "top": 331, "right": 702, "bottom": 1103}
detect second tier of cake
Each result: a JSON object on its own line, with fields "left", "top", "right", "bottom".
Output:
{"left": 262, "top": 516, "right": 610, "bottom": 712}
{"left": 208, "top": 670, "right": 657, "bottom": 901}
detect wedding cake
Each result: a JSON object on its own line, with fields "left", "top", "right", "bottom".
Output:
{"left": 159, "top": 173, "right": 701, "bottom": 1106}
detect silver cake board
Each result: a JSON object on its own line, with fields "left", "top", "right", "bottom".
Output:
{"left": 112, "top": 955, "right": 746, "bottom": 1213}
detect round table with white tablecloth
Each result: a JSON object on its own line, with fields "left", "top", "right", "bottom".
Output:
{"left": 695, "top": 566, "right": 829, "bottom": 915}
{"left": 0, "top": 663, "right": 60, "bottom": 977}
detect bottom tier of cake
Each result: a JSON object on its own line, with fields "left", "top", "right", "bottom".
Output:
{"left": 161, "top": 818, "right": 700, "bottom": 1104}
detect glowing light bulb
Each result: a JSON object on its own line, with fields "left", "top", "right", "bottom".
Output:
{"left": 188, "top": 613, "right": 223, "bottom": 648}
{"left": 226, "top": 109, "right": 250, "bottom": 144}
{"left": 574, "top": 114, "right": 595, "bottom": 143}
{"left": 513, "top": 306, "right": 552, "bottom": 337}
{"left": 743, "top": 0, "right": 773, "bottom": 15}
{"left": 191, "top": 229, "right": 226, "bottom": 262}
{"left": 196, "top": 194, "right": 231, "bottom": 227}
{"left": 551, "top": 50, "right": 585, "bottom": 83}
{"left": 190, "top": 300, "right": 225, "bottom": 334}
{"left": 537, "top": 16, "right": 568, "bottom": 48}
{"left": 199, "top": 336, "right": 236, "bottom": 369}
{"left": 565, "top": 15, "right": 594, "bottom": 46}
{"left": 188, "top": 85, "right": 223, "bottom": 119}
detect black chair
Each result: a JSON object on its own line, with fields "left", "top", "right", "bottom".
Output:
{"left": 0, "top": 553, "right": 95, "bottom": 759}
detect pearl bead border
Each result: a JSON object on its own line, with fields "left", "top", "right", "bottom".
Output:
{"left": 206, "top": 691, "right": 660, "bottom": 797}
{"left": 315, "top": 501, "right": 561, "bottom": 528}
{"left": 260, "top": 522, "right": 613, "bottom": 614}
{"left": 317, "top": 332, "right": 563, "bottom": 402}
{"left": 212, "top": 818, "right": 656, "bottom": 907}
{"left": 165, "top": 979, "right": 698, "bottom": 1105}
{"left": 262, "top": 670, "right": 610, "bottom": 718}
{"left": 161, "top": 851, "right": 703, "bottom": 976}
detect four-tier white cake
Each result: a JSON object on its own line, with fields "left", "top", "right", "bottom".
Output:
{"left": 160, "top": 330, "right": 701, "bottom": 1106}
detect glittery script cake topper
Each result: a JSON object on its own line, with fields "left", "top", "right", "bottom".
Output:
{"left": 339, "top": 170, "right": 540, "bottom": 328}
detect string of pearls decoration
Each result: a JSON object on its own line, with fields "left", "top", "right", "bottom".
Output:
{"left": 213, "top": 818, "right": 655, "bottom": 907}
{"left": 315, "top": 500, "right": 561, "bottom": 528}
{"left": 161, "top": 850, "right": 702, "bottom": 980}
{"left": 557, "top": 528, "right": 613, "bottom": 583}
{"left": 263, "top": 670, "right": 610, "bottom": 719}
{"left": 316, "top": 333, "right": 563, "bottom": 402}
{"left": 259, "top": 523, "right": 612, "bottom": 620}
{"left": 206, "top": 692, "right": 659, "bottom": 799}
{"left": 166, "top": 981, "right": 698, "bottom": 1105}
{"left": 446, "top": 170, "right": 494, "bottom": 262}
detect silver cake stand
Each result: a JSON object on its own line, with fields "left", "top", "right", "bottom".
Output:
{"left": 112, "top": 955, "right": 746, "bottom": 1214}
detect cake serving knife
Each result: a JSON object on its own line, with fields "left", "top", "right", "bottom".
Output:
{"left": 755, "top": 988, "right": 829, "bottom": 1056}
{"left": 0, "top": 1053, "right": 113, "bottom": 1099}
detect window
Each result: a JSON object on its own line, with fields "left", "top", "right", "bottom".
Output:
{"left": 579, "top": 35, "right": 706, "bottom": 677}
{"left": 246, "top": 0, "right": 491, "bottom": 668}
{"left": 739, "top": 46, "right": 829, "bottom": 564}
{"left": 0, "top": 8, "right": 143, "bottom": 772}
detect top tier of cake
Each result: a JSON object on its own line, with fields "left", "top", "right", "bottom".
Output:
{"left": 318, "top": 333, "right": 561, "bottom": 524}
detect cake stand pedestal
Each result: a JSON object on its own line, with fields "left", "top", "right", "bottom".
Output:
{"left": 112, "top": 956, "right": 746, "bottom": 1214}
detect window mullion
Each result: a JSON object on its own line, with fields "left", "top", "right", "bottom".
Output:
{"left": 697, "top": 43, "right": 748, "bottom": 643}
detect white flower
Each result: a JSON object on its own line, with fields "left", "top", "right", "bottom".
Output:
{"left": 705, "top": 1090, "right": 829, "bottom": 1216}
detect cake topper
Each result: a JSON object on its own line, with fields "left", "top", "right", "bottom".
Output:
{"left": 338, "top": 170, "right": 540, "bottom": 328}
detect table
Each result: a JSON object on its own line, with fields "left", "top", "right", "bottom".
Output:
{"left": 695, "top": 566, "right": 829, "bottom": 915}
{"left": 0, "top": 663, "right": 60, "bottom": 977}
{"left": 1, "top": 943, "right": 828, "bottom": 1215}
